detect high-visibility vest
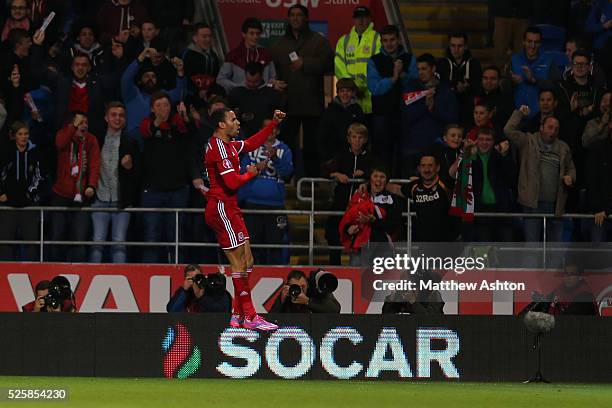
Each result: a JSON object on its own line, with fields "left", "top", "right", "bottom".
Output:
{"left": 335, "top": 23, "right": 381, "bottom": 114}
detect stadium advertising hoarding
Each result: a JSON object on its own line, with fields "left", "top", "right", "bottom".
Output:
{"left": 0, "top": 313, "right": 610, "bottom": 382}
{"left": 1, "top": 263, "right": 611, "bottom": 315}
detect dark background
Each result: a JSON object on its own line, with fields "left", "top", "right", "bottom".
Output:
{"left": 0, "top": 314, "right": 610, "bottom": 382}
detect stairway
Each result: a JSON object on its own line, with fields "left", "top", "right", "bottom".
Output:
{"left": 400, "top": 0, "right": 494, "bottom": 65}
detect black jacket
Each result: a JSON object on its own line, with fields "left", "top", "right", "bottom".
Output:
{"left": 430, "top": 140, "right": 460, "bottom": 190}
{"left": 269, "top": 291, "right": 341, "bottom": 313}
{"left": 316, "top": 97, "right": 365, "bottom": 162}
{"left": 0, "top": 140, "right": 46, "bottom": 207}
{"left": 585, "top": 136, "right": 612, "bottom": 214}
{"left": 471, "top": 150, "right": 517, "bottom": 212}
{"left": 55, "top": 71, "right": 120, "bottom": 137}
{"left": 322, "top": 147, "right": 373, "bottom": 210}
{"left": 470, "top": 87, "right": 515, "bottom": 130}
{"left": 96, "top": 130, "right": 141, "bottom": 208}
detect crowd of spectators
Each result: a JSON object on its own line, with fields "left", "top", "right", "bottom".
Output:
{"left": 0, "top": 1, "right": 610, "bottom": 265}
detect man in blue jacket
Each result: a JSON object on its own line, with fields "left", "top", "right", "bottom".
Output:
{"left": 510, "top": 26, "right": 558, "bottom": 118}
{"left": 120, "top": 47, "right": 186, "bottom": 146}
{"left": 238, "top": 119, "right": 294, "bottom": 265}
{"left": 400, "top": 53, "right": 457, "bottom": 178}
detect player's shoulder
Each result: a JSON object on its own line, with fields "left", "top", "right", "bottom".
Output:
{"left": 207, "top": 137, "right": 229, "bottom": 159}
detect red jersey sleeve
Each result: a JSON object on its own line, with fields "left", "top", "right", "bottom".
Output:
{"left": 234, "top": 120, "right": 279, "bottom": 153}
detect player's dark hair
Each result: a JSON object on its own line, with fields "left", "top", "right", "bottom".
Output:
{"left": 380, "top": 25, "right": 399, "bottom": 37}
{"left": 416, "top": 53, "right": 436, "bottom": 67}
{"left": 242, "top": 17, "right": 263, "bottom": 33}
{"left": 211, "top": 107, "right": 232, "bottom": 129}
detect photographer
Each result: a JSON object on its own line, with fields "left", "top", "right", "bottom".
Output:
{"left": 270, "top": 270, "right": 341, "bottom": 313}
{"left": 167, "top": 264, "right": 232, "bottom": 313}
{"left": 382, "top": 271, "right": 445, "bottom": 315}
{"left": 22, "top": 280, "right": 50, "bottom": 312}
{"left": 23, "top": 276, "right": 76, "bottom": 312}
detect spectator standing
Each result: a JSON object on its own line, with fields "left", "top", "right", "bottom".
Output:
{"left": 322, "top": 123, "right": 373, "bottom": 265}
{"left": 139, "top": 93, "right": 192, "bottom": 263}
{"left": 90, "top": 102, "right": 140, "bottom": 263}
{"left": 238, "top": 119, "right": 294, "bottom": 265}
{"left": 401, "top": 53, "right": 457, "bottom": 178}
{"left": 317, "top": 78, "right": 364, "bottom": 163}
{"left": 120, "top": 47, "right": 186, "bottom": 141}
{"left": 470, "top": 66, "right": 514, "bottom": 130}
{"left": 1, "top": 0, "right": 31, "bottom": 42}
{"left": 97, "top": 0, "right": 148, "bottom": 45}
{"left": 3, "top": 28, "right": 45, "bottom": 94}
{"left": 217, "top": 18, "right": 277, "bottom": 94}
{"left": 504, "top": 106, "right": 576, "bottom": 242}
{"left": 585, "top": 0, "right": 612, "bottom": 61}
{"left": 367, "top": 24, "right": 416, "bottom": 176}
{"left": 437, "top": 33, "right": 483, "bottom": 127}
{"left": 183, "top": 23, "right": 222, "bottom": 98}
{"left": 335, "top": 6, "right": 381, "bottom": 115}
{"left": 269, "top": 4, "right": 333, "bottom": 177}
{"left": 49, "top": 113, "right": 101, "bottom": 262}
{"left": 228, "top": 62, "right": 282, "bottom": 138}
{"left": 510, "top": 27, "right": 558, "bottom": 118}
{"left": 431, "top": 124, "right": 463, "bottom": 190}
{"left": 0, "top": 122, "right": 46, "bottom": 261}
{"left": 582, "top": 90, "right": 611, "bottom": 148}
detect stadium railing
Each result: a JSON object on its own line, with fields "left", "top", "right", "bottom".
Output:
{"left": 0, "top": 177, "right": 609, "bottom": 265}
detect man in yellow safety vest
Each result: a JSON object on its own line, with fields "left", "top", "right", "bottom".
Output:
{"left": 335, "top": 6, "right": 381, "bottom": 115}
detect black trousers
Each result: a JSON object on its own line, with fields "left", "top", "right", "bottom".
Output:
{"left": 282, "top": 115, "right": 320, "bottom": 178}
{"left": 0, "top": 209, "right": 40, "bottom": 261}
{"left": 48, "top": 193, "right": 91, "bottom": 262}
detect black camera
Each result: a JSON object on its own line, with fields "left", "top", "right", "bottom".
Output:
{"left": 43, "top": 293, "right": 61, "bottom": 310}
{"left": 192, "top": 273, "right": 227, "bottom": 296}
{"left": 289, "top": 284, "right": 302, "bottom": 299}
{"left": 43, "top": 276, "right": 74, "bottom": 311}
{"left": 308, "top": 269, "right": 338, "bottom": 296}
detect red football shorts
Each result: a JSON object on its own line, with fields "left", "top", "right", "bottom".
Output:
{"left": 205, "top": 199, "right": 249, "bottom": 250}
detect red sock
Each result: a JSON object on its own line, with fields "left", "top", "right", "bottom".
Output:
{"left": 231, "top": 293, "right": 241, "bottom": 316}
{"left": 232, "top": 273, "right": 256, "bottom": 319}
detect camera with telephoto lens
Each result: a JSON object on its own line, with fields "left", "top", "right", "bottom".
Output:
{"left": 43, "top": 276, "right": 73, "bottom": 311}
{"left": 192, "top": 273, "right": 227, "bottom": 296}
{"left": 289, "top": 284, "right": 302, "bottom": 299}
{"left": 307, "top": 269, "right": 338, "bottom": 297}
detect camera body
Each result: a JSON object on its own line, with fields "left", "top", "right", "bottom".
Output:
{"left": 42, "top": 276, "right": 74, "bottom": 312}
{"left": 192, "top": 272, "right": 227, "bottom": 296}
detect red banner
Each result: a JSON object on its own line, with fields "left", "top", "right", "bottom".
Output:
{"left": 1, "top": 263, "right": 611, "bottom": 315}
{"left": 217, "top": 0, "right": 387, "bottom": 50}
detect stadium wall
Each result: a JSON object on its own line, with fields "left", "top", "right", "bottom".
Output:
{"left": 1, "top": 263, "right": 611, "bottom": 315}
{"left": 0, "top": 313, "right": 610, "bottom": 382}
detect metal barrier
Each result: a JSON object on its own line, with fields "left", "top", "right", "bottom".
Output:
{"left": 0, "top": 177, "right": 609, "bottom": 265}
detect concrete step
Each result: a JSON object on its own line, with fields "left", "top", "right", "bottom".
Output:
{"left": 405, "top": 19, "right": 488, "bottom": 31}
{"left": 408, "top": 32, "right": 489, "bottom": 49}
{"left": 400, "top": 3, "right": 488, "bottom": 20}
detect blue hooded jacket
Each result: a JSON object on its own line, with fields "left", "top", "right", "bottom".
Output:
{"left": 238, "top": 139, "right": 293, "bottom": 207}
{"left": 511, "top": 50, "right": 556, "bottom": 117}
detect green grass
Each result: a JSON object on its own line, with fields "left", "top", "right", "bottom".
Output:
{"left": 0, "top": 377, "right": 610, "bottom": 408}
